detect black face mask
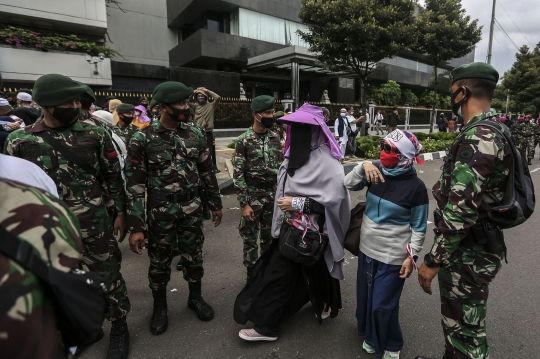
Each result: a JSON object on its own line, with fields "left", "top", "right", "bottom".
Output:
{"left": 166, "top": 105, "right": 191, "bottom": 122}
{"left": 451, "top": 86, "right": 470, "bottom": 118}
{"left": 50, "top": 107, "right": 80, "bottom": 128}
{"left": 258, "top": 115, "right": 274, "bottom": 128}
{"left": 8, "top": 99, "right": 16, "bottom": 106}
{"left": 120, "top": 115, "right": 133, "bottom": 125}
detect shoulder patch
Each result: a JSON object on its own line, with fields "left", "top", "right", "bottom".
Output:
{"left": 458, "top": 147, "right": 474, "bottom": 163}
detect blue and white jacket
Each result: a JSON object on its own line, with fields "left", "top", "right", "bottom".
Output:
{"left": 344, "top": 162, "right": 429, "bottom": 265}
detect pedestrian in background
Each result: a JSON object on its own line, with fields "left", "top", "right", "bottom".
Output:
{"left": 387, "top": 108, "right": 399, "bottom": 133}
{"left": 191, "top": 87, "right": 221, "bottom": 172}
{"left": 345, "top": 130, "right": 428, "bottom": 359}
{"left": 335, "top": 108, "right": 348, "bottom": 161}
{"left": 375, "top": 109, "right": 384, "bottom": 135}
{"left": 12, "top": 92, "right": 40, "bottom": 126}
{"left": 437, "top": 113, "right": 449, "bottom": 132}
{"left": 233, "top": 95, "right": 282, "bottom": 280}
{"left": 346, "top": 106, "right": 361, "bottom": 158}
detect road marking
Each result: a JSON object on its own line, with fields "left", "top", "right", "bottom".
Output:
{"left": 530, "top": 168, "right": 540, "bottom": 173}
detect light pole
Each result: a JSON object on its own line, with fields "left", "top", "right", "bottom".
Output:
{"left": 487, "top": 0, "right": 496, "bottom": 64}
{"left": 86, "top": 53, "right": 105, "bottom": 75}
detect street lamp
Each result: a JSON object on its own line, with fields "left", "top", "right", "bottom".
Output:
{"left": 86, "top": 53, "right": 105, "bottom": 75}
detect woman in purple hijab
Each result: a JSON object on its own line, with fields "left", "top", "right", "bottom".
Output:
{"left": 234, "top": 104, "right": 351, "bottom": 341}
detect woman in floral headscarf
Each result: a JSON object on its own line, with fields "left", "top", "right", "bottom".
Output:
{"left": 344, "top": 129, "right": 429, "bottom": 359}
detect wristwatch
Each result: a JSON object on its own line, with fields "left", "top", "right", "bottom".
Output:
{"left": 423, "top": 253, "right": 442, "bottom": 268}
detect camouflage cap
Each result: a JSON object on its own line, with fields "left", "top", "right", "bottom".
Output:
{"left": 74, "top": 81, "right": 96, "bottom": 103}
{"left": 33, "top": 74, "right": 87, "bottom": 106}
{"left": 251, "top": 95, "right": 274, "bottom": 112}
{"left": 152, "top": 81, "right": 193, "bottom": 103}
{"left": 451, "top": 62, "right": 499, "bottom": 84}
{"left": 116, "top": 103, "right": 135, "bottom": 114}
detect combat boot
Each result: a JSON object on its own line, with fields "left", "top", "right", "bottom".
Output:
{"left": 150, "top": 289, "right": 168, "bottom": 335}
{"left": 106, "top": 317, "right": 129, "bottom": 359}
{"left": 187, "top": 281, "right": 214, "bottom": 321}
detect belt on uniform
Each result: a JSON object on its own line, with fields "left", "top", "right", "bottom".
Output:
{"left": 148, "top": 188, "right": 199, "bottom": 203}
{"left": 245, "top": 176, "right": 276, "bottom": 189}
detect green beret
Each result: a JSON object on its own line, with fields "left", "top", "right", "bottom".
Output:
{"left": 251, "top": 95, "right": 275, "bottom": 112}
{"left": 152, "top": 81, "right": 193, "bottom": 103}
{"left": 0, "top": 92, "right": 5, "bottom": 98}
{"left": 149, "top": 98, "right": 158, "bottom": 108}
{"left": 140, "top": 96, "right": 148, "bottom": 102}
{"left": 33, "top": 74, "right": 87, "bottom": 106}
{"left": 18, "top": 88, "right": 32, "bottom": 95}
{"left": 6, "top": 92, "right": 16, "bottom": 97}
{"left": 451, "top": 62, "right": 499, "bottom": 84}
{"left": 106, "top": 95, "right": 116, "bottom": 100}
{"left": 74, "top": 81, "right": 96, "bottom": 103}
{"left": 274, "top": 111, "right": 285, "bottom": 118}
{"left": 116, "top": 103, "right": 135, "bottom": 114}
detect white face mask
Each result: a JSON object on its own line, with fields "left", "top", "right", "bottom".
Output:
{"left": 350, "top": 111, "right": 354, "bottom": 115}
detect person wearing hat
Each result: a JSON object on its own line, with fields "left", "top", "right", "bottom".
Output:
{"left": 415, "top": 63, "right": 513, "bottom": 359}
{"left": 125, "top": 81, "right": 223, "bottom": 334}
{"left": 75, "top": 82, "right": 96, "bottom": 122}
{"left": 271, "top": 110, "right": 287, "bottom": 143}
{"left": 103, "top": 95, "right": 117, "bottom": 111}
{"left": 6, "top": 91, "right": 17, "bottom": 107}
{"left": 191, "top": 87, "right": 221, "bottom": 171}
{"left": 149, "top": 98, "right": 160, "bottom": 120}
{"left": 11, "top": 92, "right": 41, "bottom": 126}
{"left": 233, "top": 95, "right": 283, "bottom": 280}
{"left": 515, "top": 114, "right": 536, "bottom": 165}
{"left": 139, "top": 96, "right": 149, "bottom": 108}
{"left": 113, "top": 103, "right": 140, "bottom": 144}
{"left": 4, "top": 74, "right": 131, "bottom": 359}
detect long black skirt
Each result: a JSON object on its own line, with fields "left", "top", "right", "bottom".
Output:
{"left": 234, "top": 240, "right": 342, "bottom": 336}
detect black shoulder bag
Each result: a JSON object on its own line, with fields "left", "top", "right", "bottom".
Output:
{"left": 36, "top": 131, "right": 101, "bottom": 178}
{"left": 0, "top": 226, "right": 109, "bottom": 347}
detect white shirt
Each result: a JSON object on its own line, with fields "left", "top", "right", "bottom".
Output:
{"left": 0, "top": 154, "right": 59, "bottom": 197}
{"left": 363, "top": 113, "right": 371, "bottom": 125}
{"left": 375, "top": 113, "right": 384, "bottom": 123}
{"left": 346, "top": 115, "right": 356, "bottom": 132}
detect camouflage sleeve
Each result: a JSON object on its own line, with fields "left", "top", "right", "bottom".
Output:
{"left": 125, "top": 132, "right": 148, "bottom": 233}
{"left": 196, "top": 132, "right": 222, "bottom": 211}
{"left": 430, "top": 129, "right": 503, "bottom": 261}
{"left": 98, "top": 127, "right": 126, "bottom": 215}
{"left": 233, "top": 137, "right": 250, "bottom": 206}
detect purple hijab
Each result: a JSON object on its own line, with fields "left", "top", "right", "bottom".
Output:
{"left": 278, "top": 103, "right": 342, "bottom": 160}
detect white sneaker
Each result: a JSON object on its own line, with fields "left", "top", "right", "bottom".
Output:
{"left": 239, "top": 328, "right": 278, "bottom": 342}
{"left": 383, "top": 350, "right": 400, "bottom": 358}
{"left": 362, "top": 341, "right": 375, "bottom": 354}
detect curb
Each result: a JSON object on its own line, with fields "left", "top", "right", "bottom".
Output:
{"left": 419, "top": 151, "right": 446, "bottom": 161}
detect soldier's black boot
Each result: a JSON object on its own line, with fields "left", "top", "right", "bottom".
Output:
{"left": 187, "top": 281, "right": 214, "bottom": 321}
{"left": 106, "top": 317, "right": 129, "bottom": 359}
{"left": 150, "top": 289, "right": 168, "bottom": 335}
{"left": 176, "top": 258, "right": 183, "bottom": 271}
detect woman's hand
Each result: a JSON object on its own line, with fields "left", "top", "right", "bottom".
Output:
{"left": 399, "top": 257, "right": 413, "bottom": 279}
{"left": 277, "top": 197, "right": 294, "bottom": 212}
{"left": 362, "top": 162, "right": 385, "bottom": 184}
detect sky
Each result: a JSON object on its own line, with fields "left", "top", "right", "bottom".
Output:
{"left": 419, "top": 0, "right": 540, "bottom": 79}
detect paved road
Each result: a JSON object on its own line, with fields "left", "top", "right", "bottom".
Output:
{"left": 81, "top": 159, "right": 540, "bottom": 359}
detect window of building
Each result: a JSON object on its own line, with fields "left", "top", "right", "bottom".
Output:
{"left": 230, "top": 8, "right": 309, "bottom": 47}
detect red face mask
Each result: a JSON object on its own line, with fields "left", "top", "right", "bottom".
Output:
{"left": 380, "top": 150, "right": 400, "bottom": 168}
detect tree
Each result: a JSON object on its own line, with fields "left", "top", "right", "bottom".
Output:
{"left": 502, "top": 44, "right": 540, "bottom": 116}
{"left": 411, "top": 0, "right": 482, "bottom": 132}
{"left": 380, "top": 80, "right": 401, "bottom": 106}
{"left": 298, "top": 0, "right": 416, "bottom": 115}
{"left": 401, "top": 89, "right": 419, "bottom": 107}
{"left": 491, "top": 84, "right": 517, "bottom": 114}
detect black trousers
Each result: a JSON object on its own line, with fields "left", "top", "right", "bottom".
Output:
{"left": 205, "top": 131, "right": 216, "bottom": 167}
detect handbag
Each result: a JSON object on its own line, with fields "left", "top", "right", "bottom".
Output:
{"left": 343, "top": 201, "right": 366, "bottom": 256}
{"left": 278, "top": 220, "right": 328, "bottom": 267}
{"left": 0, "top": 226, "right": 109, "bottom": 347}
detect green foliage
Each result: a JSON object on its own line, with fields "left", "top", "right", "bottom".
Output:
{"left": 298, "top": 0, "right": 416, "bottom": 103}
{"left": 0, "top": 26, "right": 118, "bottom": 58}
{"left": 380, "top": 81, "right": 402, "bottom": 106}
{"left": 213, "top": 101, "right": 284, "bottom": 128}
{"left": 401, "top": 89, "right": 419, "bottom": 107}
{"left": 502, "top": 44, "right": 540, "bottom": 115}
{"left": 419, "top": 90, "right": 451, "bottom": 109}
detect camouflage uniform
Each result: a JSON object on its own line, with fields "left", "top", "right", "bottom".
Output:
{"left": 233, "top": 127, "right": 282, "bottom": 267}
{"left": 510, "top": 121, "right": 522, "bottom": 145}
{"left": 4, "top": 117, "right": 131, "bottom": 320}
{"left": 431, "top": 109, "right": 512, "bottom": 358}
{"left": 113, "top": 124, "right": 140, "bottom": 145}
{"left": 517, "top": 121, "right": 536, "bottom": 161}
{"left": 0, "top": 178, "right": 83, "bottom": 359}
{"left": 125, "top": 119, "right": 222, "bottom": 290}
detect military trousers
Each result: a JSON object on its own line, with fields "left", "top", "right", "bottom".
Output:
{"left": 519, "top": 137, "right": 536, "bottom": 161}
{"left": 148, "top": 210, "right": 204, "bottom": 291}
{"left": 239, "top": 190, "right": 275, "bottom": 268}
{"left": 82, "top": 227, "right": 131, "bottom": 321}
{"left": 438, "top": 246, "right": 502, "bottom": 359}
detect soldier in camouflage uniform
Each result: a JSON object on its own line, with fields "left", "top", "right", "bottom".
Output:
{"left": 510, "top": 116, "right": 523, "bottom": 146}
{"left": 114, "top": 103, "right": 140, "bottom": 144}
{"left": 125, "top": 81, "right": 223, "bottom": 335}
{"left": 416, "top": 63, "right": 512, "bottom": 359}
{"left": 4, "top": 74, "right": 131, "bottom": 359}
{"left": 0, "top": 178, "right": 83, "bottom": 359}
{"left": 517, "top": 115, "right": 536, "bottom": 165}
{"left": 233, "top": 95, "right": 283, "bottom": 278}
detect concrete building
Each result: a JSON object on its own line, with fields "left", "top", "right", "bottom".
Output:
{"left": 1, "top": 0, "right": 473, "bottom": 105}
